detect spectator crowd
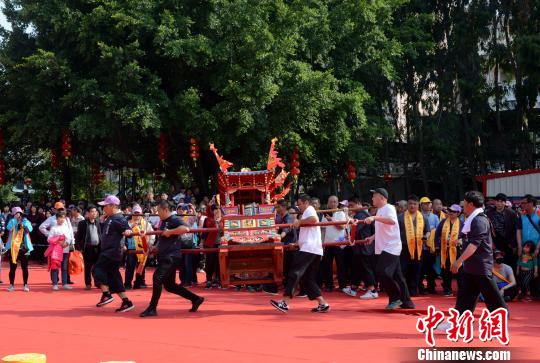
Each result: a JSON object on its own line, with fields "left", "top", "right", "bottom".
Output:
{"left": 0, "top": 187, "right": 538, "bottom": 305}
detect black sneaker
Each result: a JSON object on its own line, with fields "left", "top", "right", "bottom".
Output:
{"left": 96, "top": 293, "right": 114, "bottom": 307}
{"left": 205, "top": 281, "right": 212, "bottom": 289}
{"left": 190, "top": 297, "right": 205, "bottom": 312}
{"left": 311, "top": 304, "right": 330, "bottom": 313}
{"left": 400, "top": 301, "right": 416, "bottom": 309}
{"left": 139, "top": 307, "right": 157, "bottom": 317}
{"left": 270, "top": 299, "right": 289, "bottom": 313}
{"left": 116, "top": 299, "right": 135, "bottom": 313}
{"left": 124, "top": 284, "right": 133, "bottom": 290}
{"left": 67, "top": 280, "right": 75, "bottom": 285}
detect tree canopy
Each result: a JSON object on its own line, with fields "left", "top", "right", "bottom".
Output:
{"left": 1, "top": 0, "right": 539, "bottom": 201}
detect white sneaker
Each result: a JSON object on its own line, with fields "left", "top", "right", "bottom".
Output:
{"left": 52, "top": 285, "right": 59, "bottom": 291}
{"left": 23, "top": 284, "right": 30, "bottom": 292}
{"left": 7, "top": 285, "right": 14, "bottom": 292}
{"left": 360, "top": 290, "right": 379, "bottom": 299}
{"left": 436, "top": 322, "right": 451, "bottom": 332}
{"left": 62, "top": 285, "right": 73, "bottom": 290}
{"left": 342, "top": 287, "right": 357, "bottom": 297}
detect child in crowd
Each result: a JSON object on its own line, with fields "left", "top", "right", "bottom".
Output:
{"left": 46, "top": 211, "right": 74, "bottom": 290}
{"left": 517, "top": 241, "right": 538, "bottom": 302}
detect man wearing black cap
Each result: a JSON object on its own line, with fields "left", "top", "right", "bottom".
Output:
{"left": 486, "top": 193, "right": 518, "bottom": 269}
{"left": 364, "top": 188, "right": 415, "bottom": 310}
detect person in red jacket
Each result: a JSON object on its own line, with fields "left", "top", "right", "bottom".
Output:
{"left": 202, "top": 202, "right": 223, "bottom": 289}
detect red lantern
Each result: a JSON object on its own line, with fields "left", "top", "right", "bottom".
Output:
{"left": 158, "top": 132, "right": 167, "bottom": 163}
{"left": 189, "top": 138, "right": 200, "bottom": 164}
{"left": 0, "top": 159, "right": 5, "bottom": 185}
{"left": 61, "top": 131, "right": 72, "bottom": 159}
{"left": 384, "top": 173, "right": 393, "bottom": 184}
{"left": 0, "top": 131, "right": 5, "bottom": 152}
{"left": 347, "top": 161, "right": 357, "bottom": 185}
{"left": 24, "top": 177, "right": 32, "bottom": 186}
{"left": 50, "top": 181, "right": 59, "bottom": 198}
{"left": 51, "top": 149, "right": 60, "bottom": 169}
{"left": 290, "top": 146, "right": 300, "bottom": 177}
{"left": 92, "top": 164, "right": 105, "bottom": 185}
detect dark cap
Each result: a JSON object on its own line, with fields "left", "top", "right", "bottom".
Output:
{"left": 370, "top": 188, "right": 389, "bottom": 200}
{"left": 522, "top": 194, "right": 537, "bottom": 205}
{"left": 494, "top": 193, "right": 507, "bottom": 201}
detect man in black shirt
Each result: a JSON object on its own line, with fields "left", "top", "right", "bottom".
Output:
{"left": 485, "top": 193, "right": 518, "bottom": 269}
{"left": 450, "top": 191, "right": 507, "bottom": 314}
{"left": 140, "top": 200, "right": 204, "bottom": 317}
{"left": 93, "top": 196, "right": 136, "bottom": 313}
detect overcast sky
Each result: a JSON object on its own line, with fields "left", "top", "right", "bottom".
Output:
{"left": 0, "top": 1, "right": 11, "bottom": 31}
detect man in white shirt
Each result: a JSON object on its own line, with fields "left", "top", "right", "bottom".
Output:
{"left": 321, "top": 196, "right": 348, "bottom": 291}
{"left": 364, "top": 188, "right": 415, "bottom": 310}
{"left": 271, "top": 194, "right": 330, "bottom": 313}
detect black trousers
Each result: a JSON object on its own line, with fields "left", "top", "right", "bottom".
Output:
{"left": 8, "top": 250, "right": 29, "bottom": 285}
{"left": 149, "top": 255, "right": 201, "bottom": 309}
{"left": 321, "top": 246, "right": 347, "bottom": 289}
{"left": 83, "top": 245, "right": 100, "bottom": 287}
{"left": 359, "top": 254, "right": 378, "bottom": 288}
{"left": 205, "top": 251, "right": 220, "bottom": 283}
{"left": 419, "top": 249, "right": 437, "bottom": 292}
{"left": 283, "top": 250, "right": 295, "bottom": 287}
{"left": 124, "top": 253, "right": 146, "bottom": 287}
{"left": 284, "top": 251, "right": 322, "bottom": 300}
{"left": 455, "top": 272, "right": 508, "bottom": 314}
{"left": 92, "top": 255, "right": 125, "bottom": 294}
{"left": 401, "top": 253, "right": 421, "bottom": 296}
{"left": 376, "top": 251, "right": 412, "bottom": 304}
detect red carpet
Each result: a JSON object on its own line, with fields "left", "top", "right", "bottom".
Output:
{"left": 0, "top": 263, "right": 539, "bottom": 363}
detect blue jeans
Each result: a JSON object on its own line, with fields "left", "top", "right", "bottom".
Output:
{"left": 51, "top": 253, "right": 69, "bottom": 286}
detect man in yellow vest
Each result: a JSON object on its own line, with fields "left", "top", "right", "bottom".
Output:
{"left": 420, "top": 197, "right": 440, "bottom": 294}
{"left": 434, "top": 204, "right": 463, "bottom": 296}
{"left": 398, "top": 195, "right": 431, "bottom": 296}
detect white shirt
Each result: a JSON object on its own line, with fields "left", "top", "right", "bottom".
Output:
{"left": 298, "top": 206, "right": 323, "bottom": 256}
{"left": 40, "top": 215, "right": 74, "bottom": 242}
{"left": 374, "top": 203, "right": 402, "bottom": 256}
{"left": 324, "top": 211, "right": 347, "bottom": 248}
{"left": 48, "top": 223, "right": 74, "bottom": 253}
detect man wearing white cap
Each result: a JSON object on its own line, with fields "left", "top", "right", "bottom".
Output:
{"left": 434, "top": 204, "right": 463, "bottom": 296}
{"left": 321, "top": 196, "right": 348, "bottom": 292}
{"left": 125, "top": 204, "right": 154, "bottom": 290}
{"left": 93, "top": 195, "right": 136, "bottom": 313}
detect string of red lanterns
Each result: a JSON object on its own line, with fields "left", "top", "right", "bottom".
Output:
{"left": 290, "top": 146, "right": 300, "bottom": 178}
{"left": 0, "top": 159, "right": 5, "bottom": 186}
{"left": 61, "top": 131, "right": 72, "bottom": 159}
{"left": 0, "top": 132, "right": 5, "bottom": 185}
{"left": 51, "top": 149, "right": 60, "bottom": 169}
{"left": 158, "top": 132, "right": 167, "bottom": 164}
{"left": 190, "top": 138, "right": 200, "bottom": 165}
{"left": 92, "top": 164, "right": 105, "bottom": 185}
{"left": 347, "top": 160, "right": 357, "bottom": 186}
